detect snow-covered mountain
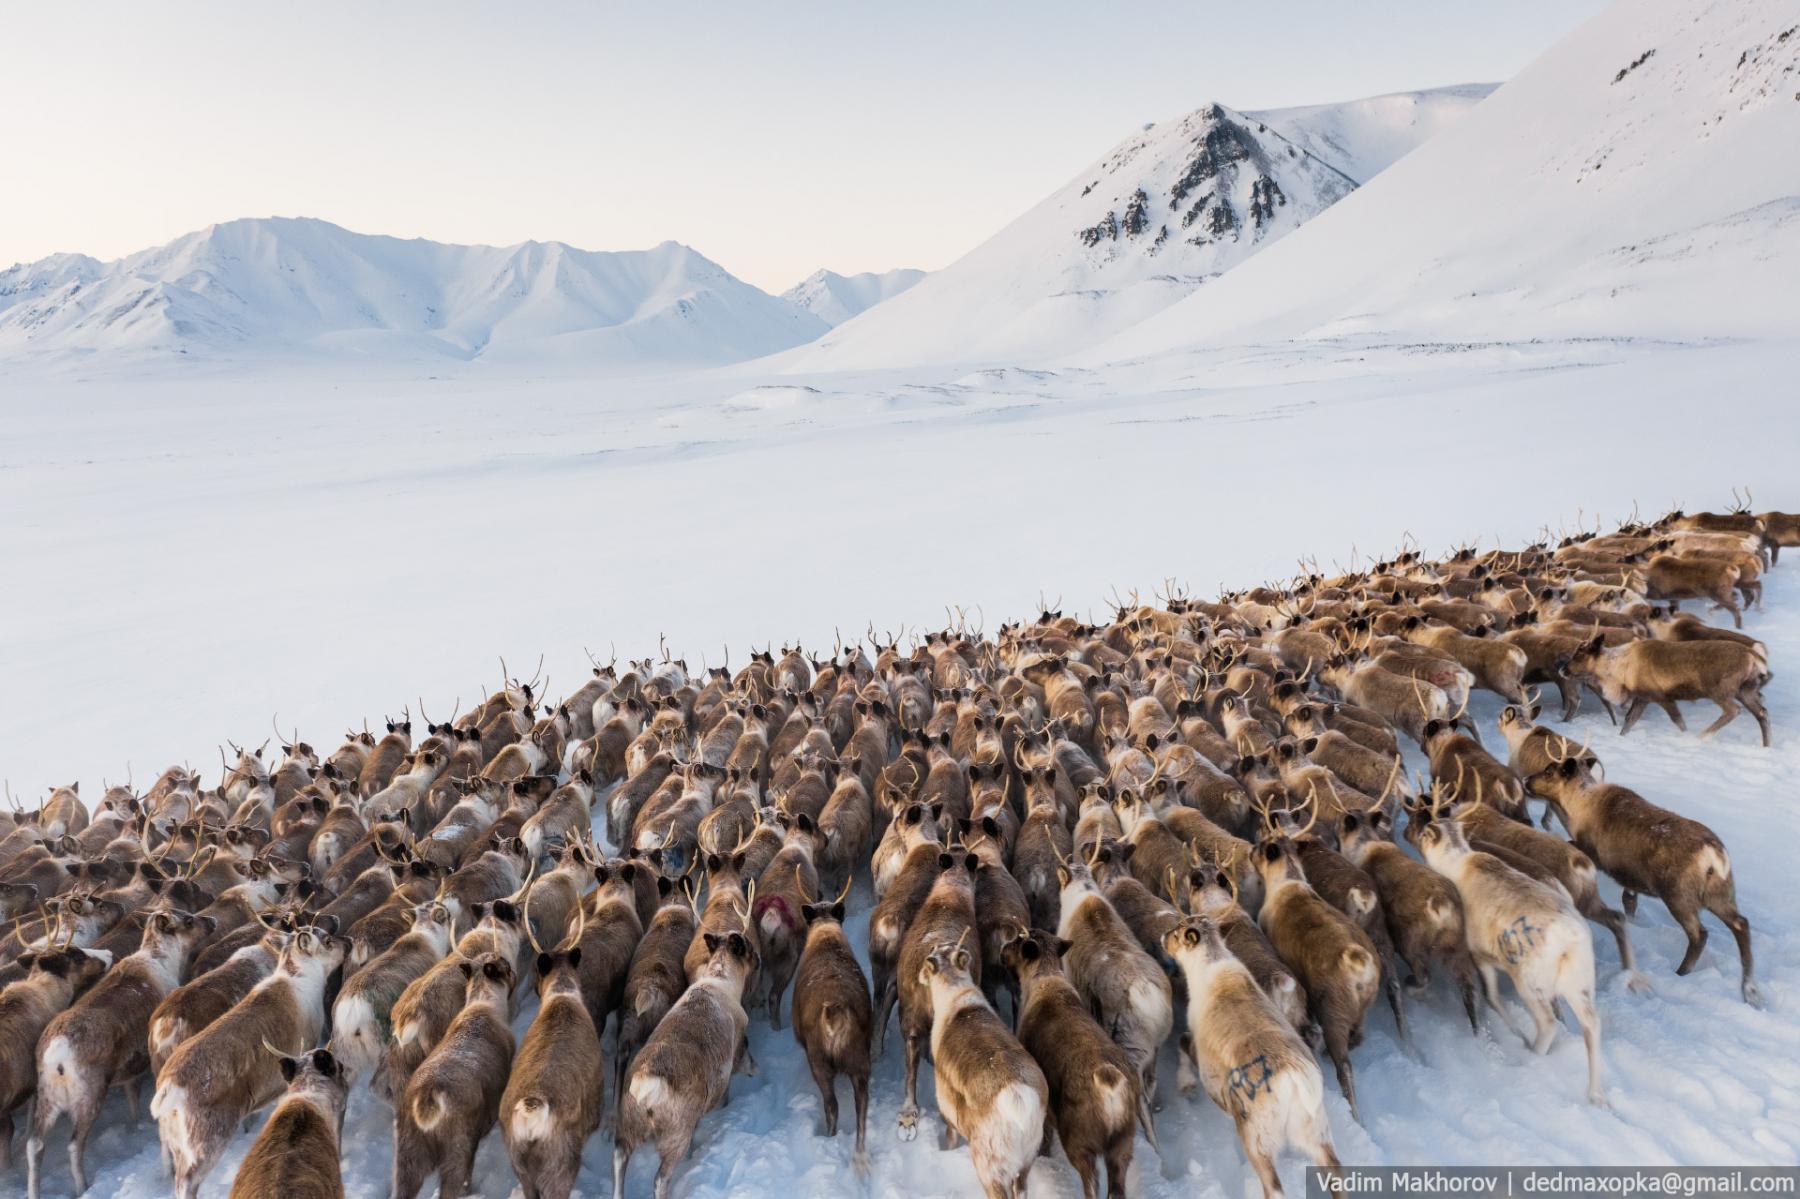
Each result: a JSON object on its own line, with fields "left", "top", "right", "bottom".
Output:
{"left": 781, "top": 267, "right": 926, "bottom": 326}
{"left": 775, "top": 84, "right": 1494, "bottom": 371}
{"left": 1095, "top": 0, "right": 1800, "bottom": 359}
{"left": 0, "top": 217, "right": 828, "bottom": 370}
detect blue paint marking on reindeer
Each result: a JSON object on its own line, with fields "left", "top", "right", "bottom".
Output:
{"left": 1228, "top": 1054, "right": 1273, "bottom": 1105}
{"left": 1499, "top": 915, "right": 1542, "bottom": 964}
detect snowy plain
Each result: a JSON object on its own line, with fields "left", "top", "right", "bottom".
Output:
{"left": 5, "top": 332, "right": 1800, "bottom": 1199}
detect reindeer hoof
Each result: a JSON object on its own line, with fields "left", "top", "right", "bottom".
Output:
{"left": 1743, "top": 981, "right": 1766, "bottom": 1009}
{"left": 897, "top": 1108, "right": 919, "bottom": 1142}
{"left": 1624, "top": 972, "right": 1654, "bottom": 996}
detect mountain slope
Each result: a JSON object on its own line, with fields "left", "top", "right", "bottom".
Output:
{"left": 781, "top": 267, "right": 926, "bottom": 326}
{"left": 0, "top": 217, "right": 828, "bottom": 369}
{"left": 775, "top": 85, "right": 1494, "bottom": 372}
{"left": 1094, "top": 0, "right": 1800, "bottom": 359}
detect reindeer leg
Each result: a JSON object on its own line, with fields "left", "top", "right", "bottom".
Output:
{"left": 1621, "top": 889, "right": 1638, "bottom": 916}
{"left": 1449, "top": 949, "right": 1481, "bottom": 1035}
{"left": 1707, "top": 903, "right": 1760, "bottom": 1007}
{"left": 872, "top": 979, "right": 897, "bottom": 1058}
{"left": 1384, "top": 965, "right": 1412, "bottom": 1048}
{"left": 1699, "top": 699, "right": 1741, "bottom": 740}
{"left": 67, "top": 1097, "right": 101, "bottom": 1197}
{"left": 1240, "top": 1120, "right": 1287, "bottom": 1199}
{"left": 1176, "top": 1033, "right": 1200, "bottom": 1098}
{"left": 1479, "top": 963, "right": 1529, "bottom": 1044}
{"left": 612, "top": 1144, "right": 632, "bottom": 1199}
{"left": 1658, "top": 700, "right": 1687, "bottom": 731}
{"left": 1618, "top": 698, "right": 1648, "bottom": 737}
{"left": 1521, "top": 990, "right": 1558, "bottom": 1055}
{"left": 1556, "top": 676, "right": 1581, "bottom": 722}
{"left": 1324, "top": 1024, "right": 1359, "bottom": 1122}
{"left": 1739, "top": 687, "right": 1772, "bottom": 747}
{"left": 808, "top": 1053, "right": 839, "bottom": 1136}
{"left": 652, "top": 1130, "right": 692, "bottom": 1199}
{"left": 852, "top": 1071, "right": 871, "bottom": 1161}
{"left": 1586, "top": 685, "right": 1617, "bottom": 725}
{"left": 1571, "top": 987, "right": 1607, "bottom": 1107}
{"left": 1674, "top": 907, "right": 1709, "bottom": 975}
{"left": 896, "top": 1032, "right": 923, "bottom": 1141}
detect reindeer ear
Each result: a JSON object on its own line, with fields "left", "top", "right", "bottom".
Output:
{"left": 1019, "top": 937, "right": 1041, "bottom": 961}
{"left": 459, "top": 960, "right": 476, "bottom": 979}
{"left": 279, "top": 1055, "right": 300, "bottom": 1083}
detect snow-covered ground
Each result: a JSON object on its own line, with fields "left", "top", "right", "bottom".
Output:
{"left": 5, "top": 335, "right": 1797, "bottom": 1198}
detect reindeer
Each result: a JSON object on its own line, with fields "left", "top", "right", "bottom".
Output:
{"left": 613, "top": 920, "right": 759, "bottom": 1199}
{"left": 1165, "top": 916, "right": 1341, "bottom": 1199}
{"left": 26, "top": 908, "right": 216, "bottom": 1199}
{"left": 917, "top": 934, "right": 1051, "bottom": 1199}
{"left": 226, "top": 1046, "right": 349, "bottom": 1199}
{"left": 1055, "top": 842, "right": 1174, "bottom": 1110}
{"left": 895, "top": 847, "right": 981, "bottom": 1141}
{"left": 615, "top": 877, "right": 698, "bottom": 1118}
{"left": 0, "top": 945, "right": 111, "bottom": 1169}
{"left": 1415, "top": 816, "right": 1605, "bottom": 1105}
{"left": 792, "top": 877, "right": 872, "bottom": 1160}
{"left": 1336, "top": 807, "right": 1478, "bottom": 1032}
{"left": 1563, "top": 635, "right": 1771, "bottom": 745}
{"left": 502, "top": 904, "right": 601, "bottom": 1199}
{"left": 379, "top": 897, "right": 531, "bottom": 1106}
{"left": 151, "top": 923, "right": 348, "bottom": 1199}
{"left": 392, "top": 953, "right": 518, "bottom": 1199}
{"left": 331, "top": 898, "right": 457, "bottom": 1083}
{"left": 1250, "top": 835, "right": 1379, "bottom": 1120}
{"left": 1004, "top": 929, "right": 1145, "bottom": 1199}
{"left": 1529, "top": 756, "right": 1758, "bottom": 1005}
{"left": 359, "top": 712, "right": 414, "bottom": 797}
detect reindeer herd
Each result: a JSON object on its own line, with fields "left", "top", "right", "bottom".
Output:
{"left": 0, "top": 497, "right": 1790, "bottom": 1199}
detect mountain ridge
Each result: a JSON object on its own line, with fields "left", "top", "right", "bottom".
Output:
{"left": 0, "top": 216, "right": 827, "bottom": 370}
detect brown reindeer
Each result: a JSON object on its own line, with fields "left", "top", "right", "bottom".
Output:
{"left": 791, "top": 878, "right": 872, "bottom": 1160}
{"left": 502, "top": 907, "right": 602, "bottom": 1199}
{"left": 1251, "top": 837, "right": 1379, "bottom": 1120}
{"left": 151, "top": 923, "right": 348, "bottom": 1199}
{"left": 917, "top": 934, "right": 1051, "bottom": 1199}
{"left": 1004, "top": 929, "right": 1145, "bottom": 1199}
{"left": 226, "top": 1046, "right": 349, "bottom": 1199}
{"left": 1563, "top": 635, "right": 1771, "bottom": 745}
{"left": 27, "top": 908, "right": 216, "bottom": 1199}
{"left": 392, "top": 953, "right": 518, "bottom": 1199}
{"left": 615, "top": 877, "right": 698, "bottom": 1114}
{"left": 613, "top": 923, "right": 759, "bottom": 1199}
{"left": 1530, "top": 756, "right": 1758, "bottom": 1005}
{"left": 0, "top": 947, "right": 111, "bottom": 1169}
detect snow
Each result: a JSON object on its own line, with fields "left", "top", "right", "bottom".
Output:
{"left": 774, "top": 85, "right": 1494, "bottom": 372}
{"left": 6, "top": 337, "right": 1799, "bottom": 1199}
{"left": 0, "top": 217, "right": 829, "bottom": 372}
{"left": 781, "top": 268, "right": 928, "bottom": 327}
{"left": 1092, "top": 0, "right": 1800, "bottom": 358}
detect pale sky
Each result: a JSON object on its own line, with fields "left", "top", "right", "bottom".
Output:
{"left": 0, "top": 1, "right": 1607, "bottom": 292}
